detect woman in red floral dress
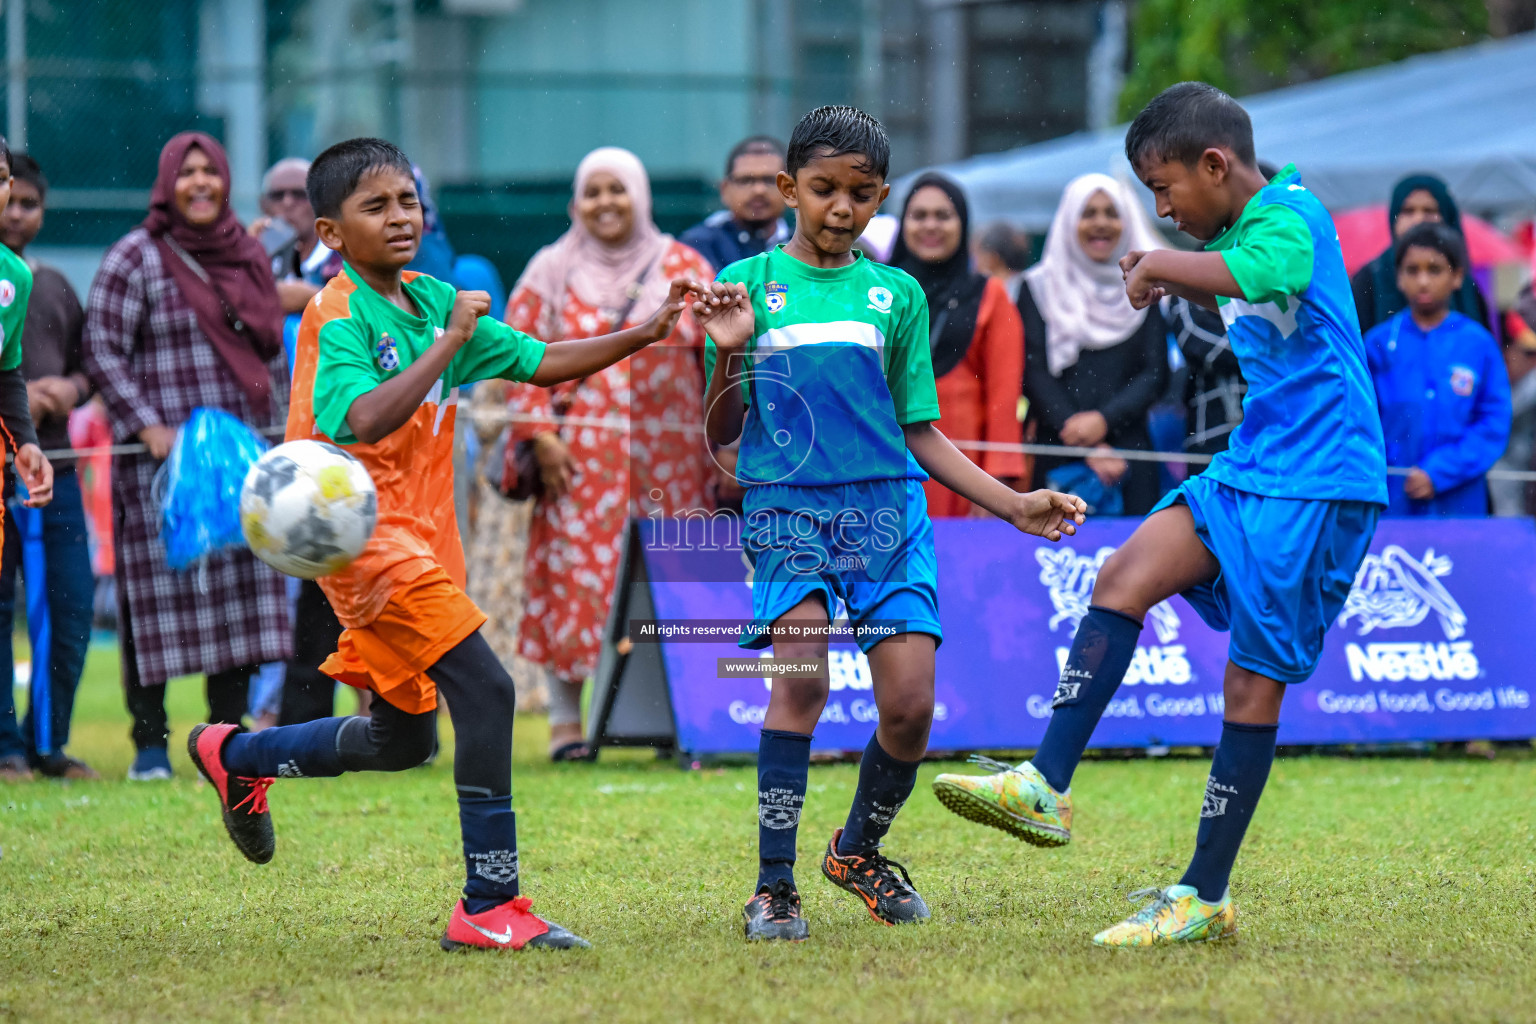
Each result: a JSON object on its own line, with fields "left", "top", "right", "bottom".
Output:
{"left": 506, "top": 147, "right": 713, "bottom": 759}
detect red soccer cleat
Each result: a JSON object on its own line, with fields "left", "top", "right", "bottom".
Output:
{"left": 187, "top": 723, "right": 276, "bottom": 864}
{"left": 440, "top": 897, "right": 590, "bottom": 951}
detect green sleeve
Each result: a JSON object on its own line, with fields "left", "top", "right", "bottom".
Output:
{"left": 1220, "top": 202, "right": 1315, "bottom": 304}
{"left": 448, "top": 317, "right": 548, "bottom": 387}
{"left": 0, "top": 264, "right": 33, "bottom": 372}
{"left": 885, "top": 280, "right": 940, "bottom": 425}
{"left": 313, "top": 315, "right": 382, "bottom": 444}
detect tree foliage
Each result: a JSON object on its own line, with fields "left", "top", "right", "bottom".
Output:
{"left": 1118, "top": 0, "right": 1491, "bottom": 117}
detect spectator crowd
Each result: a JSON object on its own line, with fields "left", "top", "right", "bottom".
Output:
{"left": 0, "top": 130, "right": 1532, "bottom": 782}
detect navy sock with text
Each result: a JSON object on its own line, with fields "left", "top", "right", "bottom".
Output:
{"left": 756, "top": 728, "right": 811, "bottom": 890}
{"left": 1030, "top": 606, "right": 1141, "bottom": 792}
{"left": 1179, "top": 720, "right": 1278, "bottom": 903}
{"left": 220, "top": 717, "right": 347, "bottom": 779}
{"left": 837, "top": 732, "right": 920, "bottom": 856}
{"left": 459, "top": 792, "right": 520, "bottom": 915}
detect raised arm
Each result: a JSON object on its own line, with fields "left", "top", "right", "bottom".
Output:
{"left": 905, "top": 422, "right": 1085, "bottom": 541}
{"left": 527, "top": 279, "right": 700, "bottom": 386}
{"left": 345, "top": 290, "right": 488, "bottom": 444}
{"left": 693, "top": 281, "right": 755, "bottom": 446}
{"left": 1121, "top": 249, "right": 1236, "bottom": 312}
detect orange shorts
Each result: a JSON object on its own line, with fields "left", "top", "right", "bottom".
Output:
{"left": 320, "top": 566, "right": 488, "bottom": 714}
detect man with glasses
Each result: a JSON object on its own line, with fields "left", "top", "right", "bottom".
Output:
{"left": 680, "top": 136, "right": 790, "bottom": 274}
{"left": 253, "top": 157, "right": 339, "bottom": 316}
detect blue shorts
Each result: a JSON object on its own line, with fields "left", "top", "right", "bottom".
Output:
{"left": 1152, "top": 475, "right": 1379, "bottom": 684}
{"left": 740, "top": 477, "right": 942, "bottom": 653}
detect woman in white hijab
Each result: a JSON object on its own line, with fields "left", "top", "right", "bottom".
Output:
{"left": 1020, "top": 173, "right": 1170, "bottom": 515}
{"left": 480, "top": 147, "right": 714, "bottom": 759}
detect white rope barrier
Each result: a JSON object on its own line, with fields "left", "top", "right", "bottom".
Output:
{"left": 21, "top": 410, "right": 1536, "bottom": 484}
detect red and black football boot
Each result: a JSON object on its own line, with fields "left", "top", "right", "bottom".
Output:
{"left": 441, "top": 897, "right": 590, "bottom": 951}
{"left": 820, "top": 828, "right": 930, "bottom": 925}
{"left": 187, "top": 723, "right": 275, "bottom": 864}
{"left": 742, "top": 878, "right": 809, "bottom": 942}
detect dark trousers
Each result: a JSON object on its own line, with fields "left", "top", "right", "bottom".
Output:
{"left": 0, "top": 469, "right": 96, "bottom": 762}
{"left": 278, "top": 579, "right": 346, "bottom": 725}
{"left": 119, "top": 583, "right": 250, "bottom": 751}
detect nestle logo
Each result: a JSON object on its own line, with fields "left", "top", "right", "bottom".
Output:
{"left": 1344, "top": 641, "right": 1481, "bottom": 683}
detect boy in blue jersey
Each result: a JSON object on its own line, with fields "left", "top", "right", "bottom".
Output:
{"left": 933, "top": 83, "right": 1388, "bottom": 946}
{"left": 1366, "top": 221, "right": 1510, "bottom": 515}
{"left": 693, "top": 106, "right": 1087, "bottom": 942}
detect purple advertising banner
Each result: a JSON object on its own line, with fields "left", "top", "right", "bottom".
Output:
{"left": 636, "top": 517, "right": 1536, "bottom": 755}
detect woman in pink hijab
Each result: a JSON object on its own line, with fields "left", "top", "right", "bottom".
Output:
{"left": 500, "top": 147, "right": 713, "bottom": 759}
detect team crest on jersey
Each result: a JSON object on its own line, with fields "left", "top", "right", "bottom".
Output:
{"left": 866, "top": 286, "right": 893, "bottom": 313}
{"left": 0, "top": 280, "right": 14, "bottom": 308}
{"left": 764, "top": 281, "right": 788, "bottom": 313}
{"left": 1449, "top": 365, "right": 1476, "bottom": 397}
{"left": 375, "top": 333, "right": 400, "bottom": 371}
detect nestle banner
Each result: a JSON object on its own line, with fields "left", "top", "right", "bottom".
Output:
{"left": 632, "top": 517, "right": 1536, "bottom": 755}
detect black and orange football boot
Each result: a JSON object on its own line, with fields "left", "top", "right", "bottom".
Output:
{"left": 820, "top": 828, "right": 930, "bottom": 925}
{"left": 743, "top": 878, "right": 809, "bottom": 942}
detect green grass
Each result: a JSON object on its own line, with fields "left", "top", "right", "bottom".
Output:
{"left": 2, "top": 647, "right": 1534, "bottom": 1024}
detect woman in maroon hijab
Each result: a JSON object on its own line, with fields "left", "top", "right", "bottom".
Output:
{"left": 85, "top": 132, "right": 292, "bottom": 781}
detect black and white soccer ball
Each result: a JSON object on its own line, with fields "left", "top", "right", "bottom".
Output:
{"left": 240, "top": 440, "right": 377, "bottom": 579}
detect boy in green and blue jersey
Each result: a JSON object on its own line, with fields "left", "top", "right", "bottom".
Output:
{"left": 934, "top": 82, "right": 1387, "bottom": 947}
{"left": 693, "top": 106, "right": 1086, "bottom": 941}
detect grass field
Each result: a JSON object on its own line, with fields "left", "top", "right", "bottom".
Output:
{"left": 2, "top": 646, "right": 1534, "bottom": 1024}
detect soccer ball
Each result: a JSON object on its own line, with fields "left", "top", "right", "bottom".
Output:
{"left": 240, "top": 440, "right": 377, "bottom": 579}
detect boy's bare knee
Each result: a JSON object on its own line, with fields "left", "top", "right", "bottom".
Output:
{"left": 1091, "top": 551, "right": 1150, "bottom": 620}
{"left": 772, "top": 675, "right": 829, "bottom": 715}
{"left": 878, "top": 692, "right": 934, "bottom": 744}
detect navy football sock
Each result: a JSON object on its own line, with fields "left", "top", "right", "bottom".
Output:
{"left": 1179, "top": 720, "right": 1278, "bottom": 903}
{"left": 1030, "top": 606, "right": 1141, "bottom": 793}
{"left": 221, "top": 717, "right": 347, "bottom": 779}
{"left": 459, "top": 791, "right": 520, "bottom": 914}
{"left": 837, "top": 733, "right": 920, "bottom": 857}
{"left": 756, "top": 728, "right": 811, "bottom": 890}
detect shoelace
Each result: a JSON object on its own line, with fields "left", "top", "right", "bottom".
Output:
{"left": 1124, "top": 886, "right": 1176, "bottom": 923}
{"left": 763, "top": 886, "right": 799, "bottom": 922}
{"left": 860, "top": 850, "right": 918, "bottom": 899}
{"left": 968, "top": 754, "right": 1023, "bottom": 775}
{"left": 232, "top": 776, "right": 275, "bottom": 815}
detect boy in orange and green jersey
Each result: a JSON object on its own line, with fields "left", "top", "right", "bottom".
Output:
{"left": 185, "top": 138, "right": 702, "bottom": 952}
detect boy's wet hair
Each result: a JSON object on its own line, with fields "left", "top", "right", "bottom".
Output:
{"left": 787, "top": 106, "right": 889, "bottom": 179}
{"left": 307, "top": 137, "right": 414, "bottom": 220}
{"left": 1125, "top": 82, "right": 1256, "bottom": 171}
{"left": 1394, "top": 220, "right": 1467, "bottom": 273}
{"left": 10, "top": 153, "right": 44, "bottom": 200}
{"left": 726, "top": 135, "right": 785, "bottom": 178}
{"left": 0, "top": 134, "right": 11, "bottom": 180}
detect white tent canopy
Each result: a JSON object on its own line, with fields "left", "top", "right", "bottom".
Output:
{"left": 898, "top": 32, "right": 1536, "bottom": 232}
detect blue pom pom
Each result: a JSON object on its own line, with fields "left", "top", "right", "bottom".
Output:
{"left": 159, "top": 408, "right": 271, "bottom": 571}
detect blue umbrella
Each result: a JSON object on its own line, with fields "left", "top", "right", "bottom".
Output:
{"left": 13, "top": 480, "right": 50, "bottom": 757}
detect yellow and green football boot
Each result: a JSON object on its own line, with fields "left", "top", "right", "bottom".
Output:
{"left": 930, "top": 756, "right": 1072, "bottom": 847}
{"left": 1092, "top": 885, "right": 1237, "bottom": 947}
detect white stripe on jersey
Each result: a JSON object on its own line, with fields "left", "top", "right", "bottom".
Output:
{"left": 1220, "top": 297, "right": 1298, "bottom": 339}
{"left": 752, "top": 320, "right": 886, "bottom": 361}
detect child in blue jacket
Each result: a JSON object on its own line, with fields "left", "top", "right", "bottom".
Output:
{"left": 1365, "top": 221, "right": 1511, "bottom": 516}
